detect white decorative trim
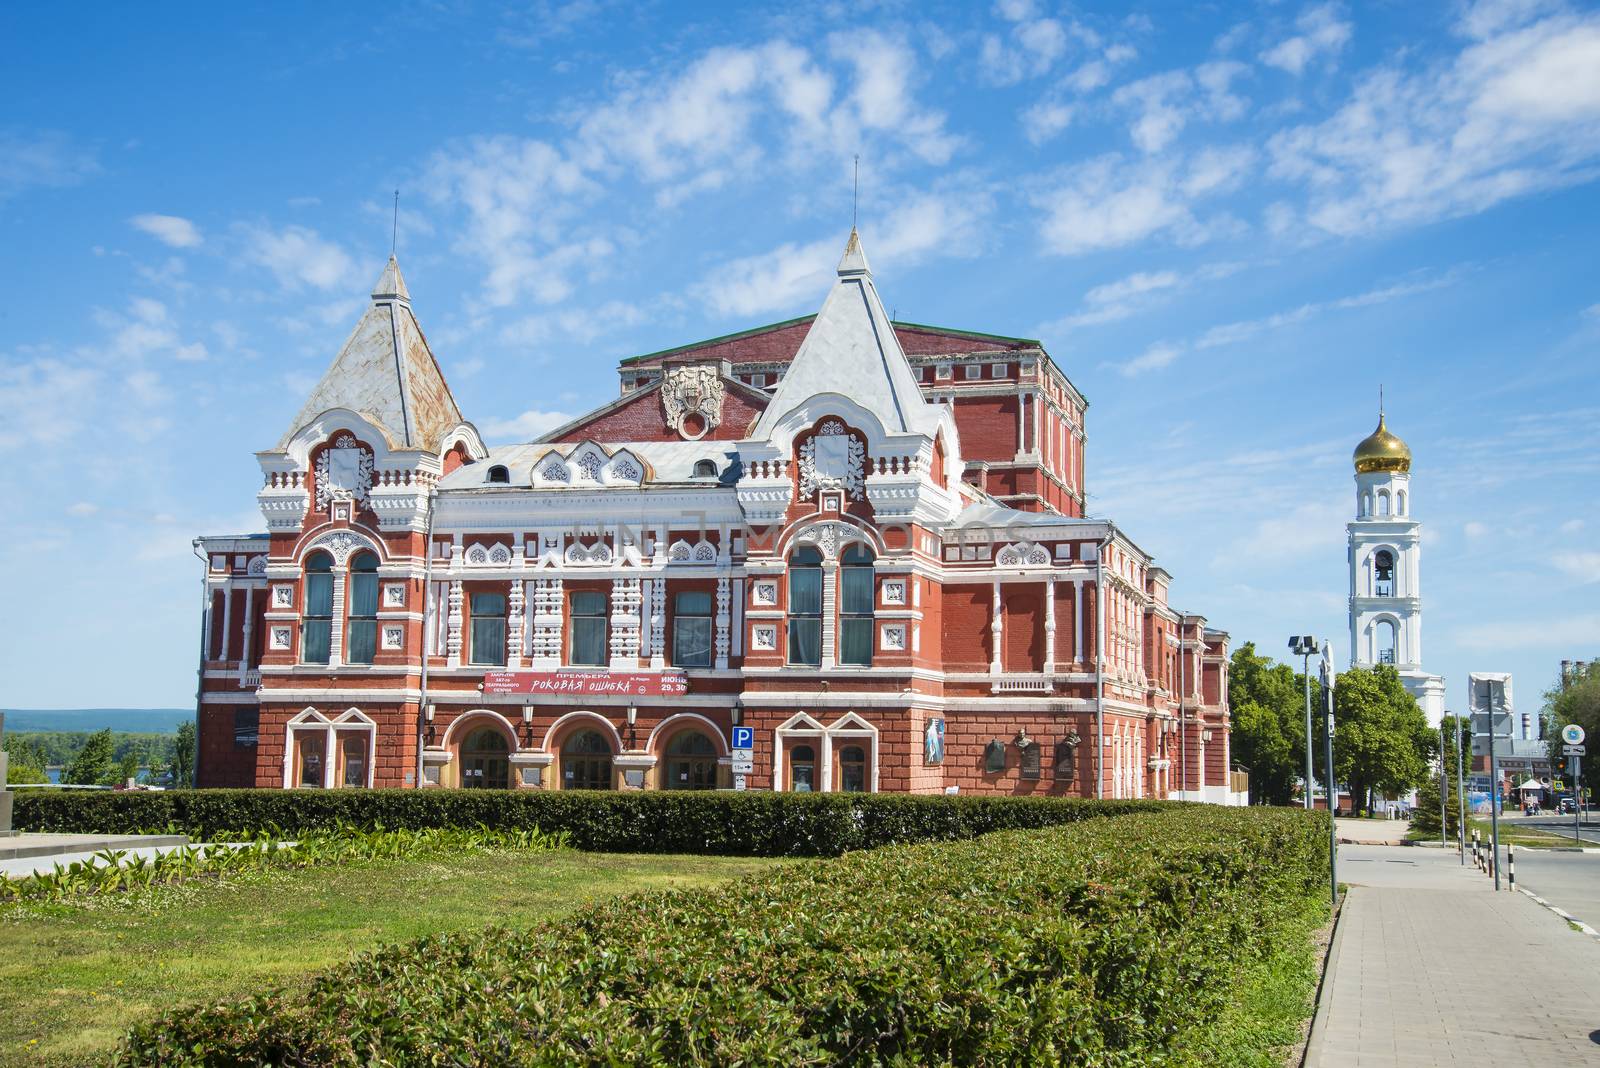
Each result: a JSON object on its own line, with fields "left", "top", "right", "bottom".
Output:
{"left": 645, "top": 712, "right": 730, "bottom": 755}
{"left": 314, "top": 433, "right": 375, "bottom": 510}
{"left": 996, "top": 540, "right": 1052, "bottom": 568}
{"left": 272, "top": 584, "right": 295, "bottom": 608}
{"left": 751, "top": 580, "right": 778, "bottom": 607}
{"left": 382, "top": 625, "right": 404, "bottom": 650}
{"left": 797, "top": 419, "right": 865, "bottom": 500}
{"left": 307, "top": 529, "right": 381, "bottom": 566}
{"left": 270, "top": 626, "right": 292, "bottom": 651}
{"left": 751, "top": 624, "right": 778, "bottom": 651}
{"left": 465, "top": 542, "right": 513, "bottom": 567}
{"left": 881, "top": 623, "right": 907, "bottom": 651}
{"left": 660, "top": 363, "right": 726, "bottom": 440}
{"left": 667, "top": 538, "right": 718, "bottom": 564}
{"left": 246, "top": 555, "right": 267, "bottom": 576}
{"left": 882, "top": 579, "right": 906, "bottom": 606}
{"left": 564, "top": 541, "right": 615, "bottom": 566}
{"left": 382, "top": 582, "right": 407, "bottom": 607}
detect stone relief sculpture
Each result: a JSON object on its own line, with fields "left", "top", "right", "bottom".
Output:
{"left": 661, "top": 364, "right": 725, "bottom": 440}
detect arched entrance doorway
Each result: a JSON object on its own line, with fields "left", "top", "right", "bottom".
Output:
{"left": 562, "top": 729, "right": 614, "bottom": 790}
{"left": 460, "top": 726, "right": 510, "bottom": 789}
{"left": 664, "top": 730, "right": 718, "bottom": 790}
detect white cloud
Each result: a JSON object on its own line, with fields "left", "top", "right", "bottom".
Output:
{"left": 66, "top": 502, "right": 99, "bottom": 517}
{"left": 1464, "top": 520, "right": 1489, "bottom": 539}
{"left": 0, "top": 130, "right": 98, "bottom": 200}
{"left": 1195, "top": 273, "right": 1455, "bottom": 349}
{"left": 1554, "top": 552, "right": 1600, "bottom": 584}
{"left": 978, "top": 14, "right": 1071, "bottom": 87}
{"left": 1561, "top": 518, "right": 1586, "bottom": 534}
{"left": 1268, "top": 9, "right": 1600, "bottom": 236}
{"left": 478, "top": 408, "right": 578, "bottom": 441}
{"left": 1120, "top": 341, "right": 1182, "bottom": 377}
{"left": 1021, "top": 100, "right": 1075, "bottom": 145}
{"left": 1112, "top": 63, "right": 1249, "bottom": 153}
{"left": 0, "top": 358, "right": 100, "bottom": 450}
{"left": 1261, "top": 3, "right": 1353, "bottom": 75}
{"left": 1032, "top": 151, "right": 1250, "bottom": 255}
{"left": 237, "top": 224, "right": 356, "bottom": 291}
{"left": 130, "top": 213, "right": 202, "bottom": 248}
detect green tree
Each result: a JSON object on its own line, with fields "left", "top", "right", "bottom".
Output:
{"left": 2, "top": 736, "right": 49, "bottom": 784}
{"left": 1544, "top": 663, "right": 1600, "bottom": 800}
{"left": 1333, "top": 665, "right": 1432, "bottom": 814}
{"left": 1227, "top": 642, "right": 1326, "bottom": 806}
{"left": 63, "top": 728, "right": 119, "bottom": 786}
{"left": 172, "top": 721, "right": 196, "bottom": 789}
{"left": 1412, "top": 767, "right": 1466, "bottom": 841}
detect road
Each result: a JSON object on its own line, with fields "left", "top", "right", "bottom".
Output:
{"left": 1509, "top": 847, "right": 1600, "bottom": 930}
{"left": 1513, "top": 810, "right": 1600, "bottom": 845}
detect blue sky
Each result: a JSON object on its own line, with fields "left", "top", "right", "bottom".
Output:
{"left": 2, "top": 0, "right": 1597, "bottom": 715}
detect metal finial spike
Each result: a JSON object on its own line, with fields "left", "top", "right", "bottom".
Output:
{"left": 391, "top": 190, "right": 400, "bottom": 257}
{"left": 852, "top": 155, "right": 859, "bottom": 229}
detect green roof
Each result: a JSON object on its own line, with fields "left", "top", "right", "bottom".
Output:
{"left": 619, "top": 317, "right": 1042, "bottom": 367}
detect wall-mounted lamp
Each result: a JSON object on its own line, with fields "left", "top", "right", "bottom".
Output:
{"left": 522, "top": 706, "right": 534, "bottom": 744}
{"left": 626, "top": 705, "right": 638, "bottom": 750}
{"left": 731, "top": 701, "right": 743, "bottom": 726}
{"left": 425, "top": 705, "right": 435, "bottom": 723}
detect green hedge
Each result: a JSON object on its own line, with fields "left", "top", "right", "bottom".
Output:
{"left": 117, "top": 806, "right": 1331, "bottom": 1066}
{"left": 14, "top": 788, "right": 1169, "bottom": 856}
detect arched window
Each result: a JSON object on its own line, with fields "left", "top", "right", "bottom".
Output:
{"left": 486, "top": 465, "right": 510, "bottom": 484}
{"left": 789, "top": 743, "right": 816, "bottom": 792}
{"left": 569, "top": 591, "right": 608, "bottom": 666}
{"left": 838, "top": 744, "right": 868, "bottom": 792}
{"left": 1396, "top": 490, "right": 1407, "bottom": 515}
{"left": 787, "top": 547, "right": 822, "bottom": 666}
{"left": 692, "top": 459, "right": 718, "bottom": 478}
{"left": 665, "top": 730, "right": 718, "bottom": 790}
{"left": 461, "top": 726, "right": 509, "bottom": 789}
{"left": 1376, "top": 620, "right": 1397, "bottom": 665}
{"left": 672, "top": 590, "right": 713, "bottom": 667}
{"left": 1377, "top": 490, "right": 1391, "bottom": 516}
{"left": 469, "top": 591, "right": 507, "bottom": 666}
{"left": 839, "top": 545, "right": 874, "bottom": 666}
{"left": 562, "top": 729, "right": 613, "bottom": 790}
{"left": 301, "top": 552, "right": 334, "bottom": 665}
{"left": 346, "top": 551, "right": 379, "bottom": 665}
{"left": 297, "top": 731, "right": 325, "bottom": 787}
{"left": 1373, "top": 551, "right": 1395, "bottom": 597}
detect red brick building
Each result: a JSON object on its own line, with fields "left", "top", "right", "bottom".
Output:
{"left": 195, "top": 231, "right": 1237, "bottom": 801}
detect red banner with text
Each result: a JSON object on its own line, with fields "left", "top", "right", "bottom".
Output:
{"left": 482, "top": 670, "right": 689, "bottom": 698}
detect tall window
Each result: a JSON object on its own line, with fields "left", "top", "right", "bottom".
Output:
{"left": 470, "top": 591, "right": 507, "bottom": 666}
{"left": 839, "top": 744, "right": 867, "bottom": 792}
{"left": 672, "top": 590, "right": 713, "bottom": 667}
{"left": 789, "top": 743, "right": 816, "bottom": 792}
{"left": 346, "top": 551, "right": 379, "bottom": 664}
{"left": 665, "top": 730, "right": 718, "bottom": 789}
{"left": 787, "top": 547, "right": 822, "bottom": 666}
{"left": 570, "top": 591, "right": 608, "bottom": 666}
{"left": 839, "top": 545, "right": 874, "bottom": 666}
{"left": 301, "top": 552, "right": 333, "bottom": 665}
{"left": 297, "top": 732, "right": 325, "bottom": 787}
{"left": 1374, "top": 551, "right": 1395, "bottom": 597}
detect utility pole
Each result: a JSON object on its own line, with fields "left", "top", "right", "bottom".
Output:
{"left": 1321, "top": 641, "right": 1338, "bottom": 907}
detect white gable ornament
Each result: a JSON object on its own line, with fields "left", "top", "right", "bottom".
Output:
{"left": 996, "top": 540, "right": 1052, "bottom": 568}
{"left": 661, "top": 364, "right": 725, "bottom": 441}
{"left": 798, "top": 420, "right": 865, "bottom": 500}
{"left": 315, "top": 433, "right": 374, "bottom": 510}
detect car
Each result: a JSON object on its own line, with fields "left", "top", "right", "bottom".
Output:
{"left": 1559, "top": 798, "right": 1577, "bottom": 815}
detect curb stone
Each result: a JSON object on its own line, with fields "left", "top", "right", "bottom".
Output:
{"left": 1516, "top": 887, "right": 1600, "bottom": 943}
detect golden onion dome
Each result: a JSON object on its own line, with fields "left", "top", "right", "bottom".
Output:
{"left": 1353, "top": 413, "right": 1411, "bottom": 473}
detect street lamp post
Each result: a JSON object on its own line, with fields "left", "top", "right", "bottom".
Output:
{"left": 1289, "top": 636, "right": 1319, "bottom": 810}
{"left": 1320, "top": 640, "right": 1338, "bottom": 907}
{"left": 1454, "top": 713, "right": 1466, "bottom": 865}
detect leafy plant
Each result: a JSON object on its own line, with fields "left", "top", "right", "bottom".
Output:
{"left": 113, "top": 806, "right": 1331, "bottom": 1066}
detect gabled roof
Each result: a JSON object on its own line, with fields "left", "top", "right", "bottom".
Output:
{"left": 750, "top": 229, "right": 943, "bottom": 439}
{"left": 619, "top": 317, "right": 1039, "bottom": 368}
{"left": 276, "top": 257, "right": 463, "bottom": 452}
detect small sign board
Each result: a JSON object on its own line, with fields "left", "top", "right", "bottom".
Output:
{"left": 731, "top": 726, "right": 754, "bottom": 750}
{"left": 1565, "top": 744, "right": 1587, "bottom": 756}
{"left": 731, "top": 748, "right": 754, "bottom": 762}
{"left": 731, "top": 760, "right": 755, "bottom": 775}
{"left": 1471, "top": 712, "right": 1513, "bottom": 738}
{"left": 1563, "top": 723, "right": 1587, "bottom": 746}
{"left": 733, "top": 775, "right": 747, "bottom": 791}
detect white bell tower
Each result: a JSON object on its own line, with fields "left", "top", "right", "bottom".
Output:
{"left": 1347, "top": 406, "right": 1445, "bottom": 721}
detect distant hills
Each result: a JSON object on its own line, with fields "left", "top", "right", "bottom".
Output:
{"left": 2, "top": 709, "right": 192, "bottom": 735}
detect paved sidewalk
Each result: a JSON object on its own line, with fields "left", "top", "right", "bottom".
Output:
{"left": 1307, "top": 844, "right": 1600, "bottom": 1066}
{"left": 1336, "top": 816, "right": 1412, "bottom": 844}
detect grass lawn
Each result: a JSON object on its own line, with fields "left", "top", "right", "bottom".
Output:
{"left": 0, "top": 849, "right": 781, "bottom": 1066}
{"left": 1407, "top": 817, "right": 1576, "bottom": 849}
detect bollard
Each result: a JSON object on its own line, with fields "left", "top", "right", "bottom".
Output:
{"left": 1473, "top": 829, "right": 1480, "bottom": 870}
{"left": 1508, "top": 843, "right": 1515, "bottom": 891}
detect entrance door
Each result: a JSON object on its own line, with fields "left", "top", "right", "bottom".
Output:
{"left": 562, "top": 729, "right": 614, "bottom": 790}
{"left": 461, "top": 726, "right": 510, "bottom": 789}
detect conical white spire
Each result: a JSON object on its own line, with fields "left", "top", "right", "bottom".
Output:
{"left": 370, "top": 255, "right": 410, "bottom": 304}
{"left": 751, "top": 229, "right": 938, "bottom": 440}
